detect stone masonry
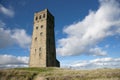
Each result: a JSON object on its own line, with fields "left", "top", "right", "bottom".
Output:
{"left": 29, "top": 9, "right": 60, "bottom": 67}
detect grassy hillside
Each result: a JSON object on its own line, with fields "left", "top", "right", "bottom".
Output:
{"left": 0, "top": 67, "right": 120, "bottom": 80}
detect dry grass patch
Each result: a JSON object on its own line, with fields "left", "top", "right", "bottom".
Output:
{"left": 0, "top": 68, "right": 120, "bottom": 80}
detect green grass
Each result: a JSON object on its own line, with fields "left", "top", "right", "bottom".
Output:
{"left": 14, "top": 67, "right": 57, "bottom": 72}
{"left": 0, "top": 68, "right": 120, "bottom": 80}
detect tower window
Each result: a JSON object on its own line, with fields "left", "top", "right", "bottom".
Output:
{"left": 36, "top": 16, "right": 38, "bottom": 20}
{"left": 39, "top": 48, "right": 41, "bottom": 56}
{"left": 35, "top": 49, "right": 36, "bottom": 53}
{"left": 36, "top": 26, "right": 38, "bottom": 29}
{"left": 39, "top": 47, "right": 41, "bottom": 51}
{"left": 40, "top": 32, "right": 43, "bottom": 36}
{"left": 39, "top": 53, "right": 41, "bottom": 56}
{"left": 39, "top": 15, "right": 41, "bottom": 19}
{"left": 41, "top": 25, "right": 43, "bottom": 28}
{"left": 35, "top": 37, "right": 37, "bottom": 41}
{"left": 43, "top": 14, "right": 45, "bottom": 18}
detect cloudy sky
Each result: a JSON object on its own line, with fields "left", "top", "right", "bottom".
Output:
{"left": 0, "top": 0, "right": 120, "bottom": 69}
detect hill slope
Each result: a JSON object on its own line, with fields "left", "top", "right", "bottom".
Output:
{"left": 0, "top": 68, "right": 120, "bottom": 80}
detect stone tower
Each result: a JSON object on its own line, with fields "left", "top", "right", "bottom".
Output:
{"left": 29, "top": 9, "right": 60, "bottom": 67}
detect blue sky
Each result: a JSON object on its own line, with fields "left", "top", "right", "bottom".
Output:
{"left": 0, "top": 0, "right": 120, "bottom": 69}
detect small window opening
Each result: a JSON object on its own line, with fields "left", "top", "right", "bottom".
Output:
{"left": 41, "top": 25, "right": 43, "bottom": 28}
{"left": 35, "top": 37, "right": 37, "bottom": 41}
{"left": 39, "top": 47, "right": 41, "bottom": 51}
{"left": 40, "top": 32, "right": 43, "bottom": 36}
{"left": 39, "top": 48, "right": 41, "bottom": 56}
{"left": 36, "top": 17, "right": 38, "bottom": 20}
{"left": 36, "top": 27, "right": 38, "bottom": 29}
{"left": 43, "top": 14, "right": 45, "bottom": 18}
{"left": 39, "top": 15, "right": 41, "bottom": 19}
{"left": 35, "top": 49, "right": 36, "bottom": 52}
{"left": 39, "top": 53, "right": 41, "bottom": 56}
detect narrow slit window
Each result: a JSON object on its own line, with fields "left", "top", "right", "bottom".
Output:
{"left": 36, "top": 17, "right": 38, "bottom": 20}
{"left": 39, "top": 48, "right": 41, "bottom": 56}
{"left": 39, "top": 47, "right": 41, "bottom": 51}
{"left": 39, "top": 53, "right": 41, "bottom": 56}
{"left": 43, "top": 14, "right": 45, "bottom": 18}
{"left": 40, "top": 32, "right": 43, "bottom": 36}
{"left": 39, "top": 15, "right": 41, "bottom": 19}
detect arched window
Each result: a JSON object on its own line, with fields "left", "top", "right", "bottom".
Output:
{"left": 36, "top": 16, "right": 38, "bottom": 20}
{"left": 39, "top": 15, "right": 41, "bottom": 19}
{"left": 43, "top": 14, "right": 45, "bottom": 18}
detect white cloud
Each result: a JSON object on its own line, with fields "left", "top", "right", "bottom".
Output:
{"left": 0, "top": 28, "right": 15, "bottom": 48}
{"left": 105, "top": 44, "right": 109, "bottom": 48}
{"left": 11, "top": 29, "right": 31, "bottom": 48}
{"left": 57, "top": 0, "right": 120, "bottom": 56}
{"left": 0, "top": 20, "right": 6, "bottom": 28}
{"left": 0, "top": 4, "right": 14, "bottom": 17}
{"left": 0, "top": 54, "right": 29, "bottom": 68}
{"left": 0, "top": 21, "right": 31, "bottom": 48}
{"left": 89, "top": 47, "right": 107, "bottom": 56}
{"left": 63, "top": 57, "right": 120, "bottom": 69}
